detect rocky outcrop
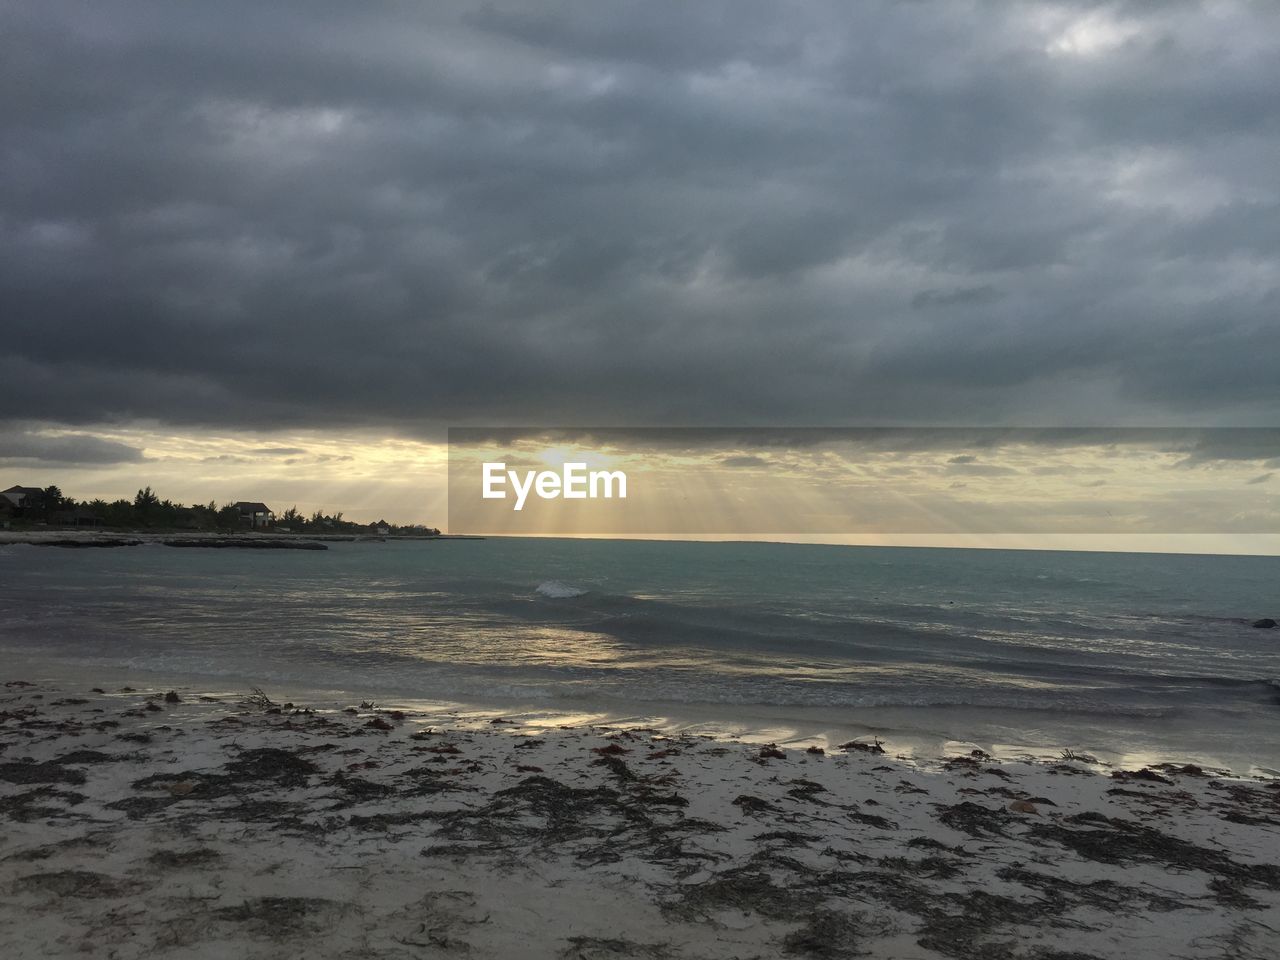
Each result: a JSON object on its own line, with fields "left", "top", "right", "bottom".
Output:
{"left": 162, "top": 538, "right": 327, "bottom": 550}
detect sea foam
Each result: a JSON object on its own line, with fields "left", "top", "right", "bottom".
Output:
{"left": 536, "top": 580, "right": 588, "bottom": 598}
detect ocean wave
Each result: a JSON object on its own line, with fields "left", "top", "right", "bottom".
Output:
{"left": 536, "top": 580, "right": 588, "bottom": 599}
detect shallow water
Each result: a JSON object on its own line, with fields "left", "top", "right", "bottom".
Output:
{"left": 2, "top": 538, "right": 1278, "bottom": 772}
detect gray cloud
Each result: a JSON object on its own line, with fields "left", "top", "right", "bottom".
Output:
{"left": 451, "top": 427, "right": 1280, "bottom": 463}
{"left": 946, "top": 463, "right": 1020, "bottom": 477}
{"left": 1, "top": 1, "right": 1278, "bottom": 436}
{"left": 911, "top": 286, "right": 1004, "bottom": 310}
{"left": 0, "top": 431, "right": 146, "bottom": 465}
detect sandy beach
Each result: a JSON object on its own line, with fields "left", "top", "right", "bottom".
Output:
{"left": 2, "top": 679, "right": 1277, "bottom": 959}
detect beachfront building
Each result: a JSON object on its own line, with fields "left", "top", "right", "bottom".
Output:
{"left": 232, "top": 501, "right": 275, "bottom": 529}
{"left": 50, "top": 507, "right": 106, "bottom": 527}
{"left": 1, "top": 485, "right": 43, "bottom": 509}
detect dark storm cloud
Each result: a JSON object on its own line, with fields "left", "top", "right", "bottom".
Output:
{"left": 1, "top": 1, "right": 1278, "bottom": 435}
{"left": 911, "top": 286, "right": 1005, "bottom": 310}
{"left": 0, "top": 430, "right": 145, "bottom": 466}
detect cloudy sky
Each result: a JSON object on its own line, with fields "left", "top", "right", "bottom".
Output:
{"left": 2, "top": 1, "right": 1278, "bottom": 532}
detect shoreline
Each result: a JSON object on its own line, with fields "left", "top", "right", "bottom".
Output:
{"left": 8, "top": 658, "right": 1278, "bottom": 779}
{"left": 6, "top": 658, "right": 1278, "bottom": 779}
{"left": 2, "top": 678, "right": 1278, "bottom": 958}
{"left": 7, "top": 530, "right": 1280, "bottom": 558}
{"left": 0, "top": 531, "right": 485, "bottom": 547}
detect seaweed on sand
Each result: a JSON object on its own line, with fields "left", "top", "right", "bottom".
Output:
{"left": 0, "top": 786, "right": 86, "bottom": 822}
{"left": 1059, "top": 749, "right": 1098, "bottom": 764}
{"left": 424, "top": 774, "right": 716, "bottom": 873}
{"left": 130, "top": 769, "right": 235, "bottom": 798}
{"left": 560, "top": 936, "right": 673, "bottom": 959}
{"left": 324, "top": 773, "right": 395, "bottom": 804}
{"left": 594, "top": 753, "right": 639, "bottom": 782}
{"left": 913, "top": 890, "right": 1067, "bottom": 960}
{"left": 214, "top": 896, "right": 345, "bottom": 937}
{"left": 936, "top": 801, "right": 1014, "bottom": 839}
{"left": 783, "top": 910, "right": 888, "bottom": 958}
{"left": 115, "top": 748, "right": 324, "bottom": 833}
{"left": 220, "top": 796, "right": 324, "bottom": 834}
{"left": 54, "top": 750, "right": 119, "bottom": 765}
{"left": 224, "top": 746, "right": 319, "bottom": 786}
{"left": 667, "top": 861, "right": 813, "bottom": 921}
{"left": 996, "top": 866, "right": 1185, "bottom": 913}
{"left": 1206, "top": 876, "right": 1265, "bottom": 910}
{"left": 734, "top": 794, "right": 784, "bottom": 815}
{"left": 240, "top": 687, "right": 278, "bottom": 710}
{"left": 348, "top": 809, "right": 439, "bottom": 831}
{"left": 107, "top": 794, "right": 184, "bottom": 819}
{"left": 847, "top": 810, "right": 897, "bottom": 830}
{"left": 0, "top": 760, "right": 87, "bottom": 786}
{"left": 755, "top": 830, "right": 821, "bottom": 844}
{"left": 668, "top": 845, "right": 1167, "bottom": 960}
{"left": 1210, "top": 780, "right": 1280, "bottom": 821}
{"left": 838, "top": 739, "right": 885, "bottom": 755}
{"left": 1029, "top": 813, "right": 1280, "bottom": 893}
{"left": 786, "top": 779, "right": 830, "bottom": 804}
{"left": 148, "top": 848, "right": 222, "bottom": 869}
{"left": 431, "top": 775, "right": 625, "bottom": 851}
{"left": 398, "top": 765, "right": 463, "bottom": 798}
{"left": 14, "top": 870, "right": 140, "bottom": 899}
{"left": 878, "top": 854, "right": 963, "bottom": 880}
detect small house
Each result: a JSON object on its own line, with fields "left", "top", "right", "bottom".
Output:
{"left": 2, "top": 485, "right": 43, "bottom": 510}
{"left": 232, "top": 501, "right": 275, "bottom": 529}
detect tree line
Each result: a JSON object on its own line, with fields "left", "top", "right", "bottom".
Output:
{"left": 4, "top": 485, "right": 439, "bottom": 536}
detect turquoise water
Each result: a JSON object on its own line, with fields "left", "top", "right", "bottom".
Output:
{"left": 2, "top": 538, "right": 1278, "bottom": 771}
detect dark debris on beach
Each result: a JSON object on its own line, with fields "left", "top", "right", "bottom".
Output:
{"left": 1, "top": 682, "right": 1279, "bottom": 959}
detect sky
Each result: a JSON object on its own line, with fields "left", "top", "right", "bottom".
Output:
{"left": 1, "top": 1, "right": 1278, "bottom": 543}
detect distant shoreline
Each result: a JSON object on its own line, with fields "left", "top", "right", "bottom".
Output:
{"left": 0, "top": 531, "right": 485, "bottom": 549}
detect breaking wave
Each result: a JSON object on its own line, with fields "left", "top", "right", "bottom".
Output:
{"left": 536, "top": 580, "right": 588, "bottom": 599}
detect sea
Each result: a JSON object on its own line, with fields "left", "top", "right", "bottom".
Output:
{"left": 2, "top": 538, "right": 1278, "bottom": 774}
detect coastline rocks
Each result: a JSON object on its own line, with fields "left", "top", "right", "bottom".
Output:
{"left": 18, "top": 536, "right": 328, "bottom": 550}
{"left": 162, "top": 538, "right": 328, "bottom": 550}
{"left": 1251, "top": 618, "right": 1276, "bottom": 629}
